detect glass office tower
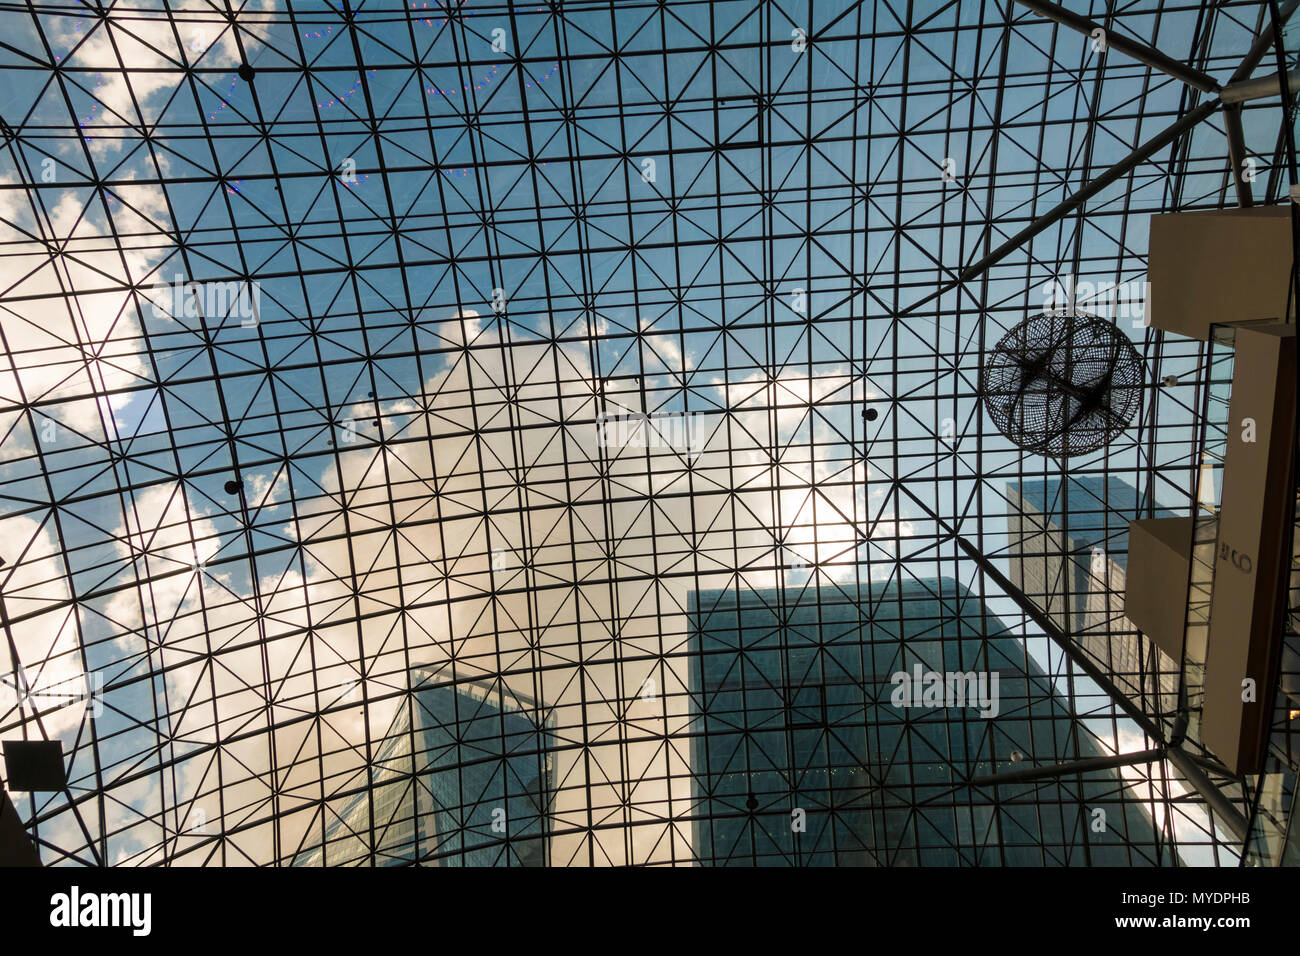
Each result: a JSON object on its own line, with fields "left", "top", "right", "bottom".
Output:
{"left": 417, "top": 677, "right": 555, "bottom": 866}
{"left": 294, "top": 676, "right": 554, "bottom": 866}
{"left": 291, "top": 705, "right": 424, "bottom": 867}
{"left": 1006, "top": 477, "right": 1179, "bottom": 712}
{"left": 688, "top": 577, "right": 1175, "bottom": 866}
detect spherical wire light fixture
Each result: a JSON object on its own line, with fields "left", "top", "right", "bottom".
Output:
{"left": 980, "top": 310, "right": 1144, "bottom": 458}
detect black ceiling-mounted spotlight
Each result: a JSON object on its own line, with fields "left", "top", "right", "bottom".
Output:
{"left": 980, "top": 310, "right": 1143, "bottom": 458}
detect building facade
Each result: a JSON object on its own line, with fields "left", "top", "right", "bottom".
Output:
{"left": 1006, "top": 477, "right": 1180, "bottom": 714}
{"left": 293, "top": 676, "right": 554, "bottom": 866}
{"left": 687, "top": 577, "right": 1175, "bottom": 866}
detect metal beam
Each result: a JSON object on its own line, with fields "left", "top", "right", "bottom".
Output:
{"left": 892, "top": 483, "right": 1177, "bottom": 742}
{"left": 1221, "top": 68, "right": 1300, "bottom": 104}
{"left": 1230, "top": 0, "right": 1300, "bottom": 85}
{"left": 1224, "top": 104, "right": 1255, "bottom": 206}
{"left": 1218, "top": 0, "right": 1300, "bottom": 210}
{"left": 893, "top": 483, "right": 1253, "bottom": 844}
{"left": 968, "top": 748, "right": 1165, "bottom": 788}
{"left": 956, "top": 99, "right": 1219, "bottom": 284}
{"left": 1171, "top": 755, "right": 1252, "bottom": 843}
{"left": 950, "top": 526, "right": 1252, "bottom": 842}
{"left": 1011, "top": 0, "right": 1219, "bottom": 93}
{"left": 939, "top": 0, "right": 1300, "bottom": 294}
{"left": 893, "top": 97, "right": 1219, "bottom": 317}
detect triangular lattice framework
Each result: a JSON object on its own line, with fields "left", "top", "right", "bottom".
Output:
{"left": 0, "top": 0, "right": 1287, "bottom": 867}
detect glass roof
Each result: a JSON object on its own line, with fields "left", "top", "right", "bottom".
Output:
{"left": 0, "top": 0, "right": 1292, "bottom": 866}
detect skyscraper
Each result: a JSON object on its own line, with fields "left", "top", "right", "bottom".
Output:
{"left": 291, "top": 705, "right": 425, "bottom": 867}
{"left": 293, "top": 675, "right": 554, "bottom": 866}
{"left": 687, "top": 577, "right": 1174, "bottom": 866}
{"left": 1005, "top": 477, "right": 1180, "bottom": 712}
{"left": 417, "top": 676, "right": 556, "bottom": 867}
